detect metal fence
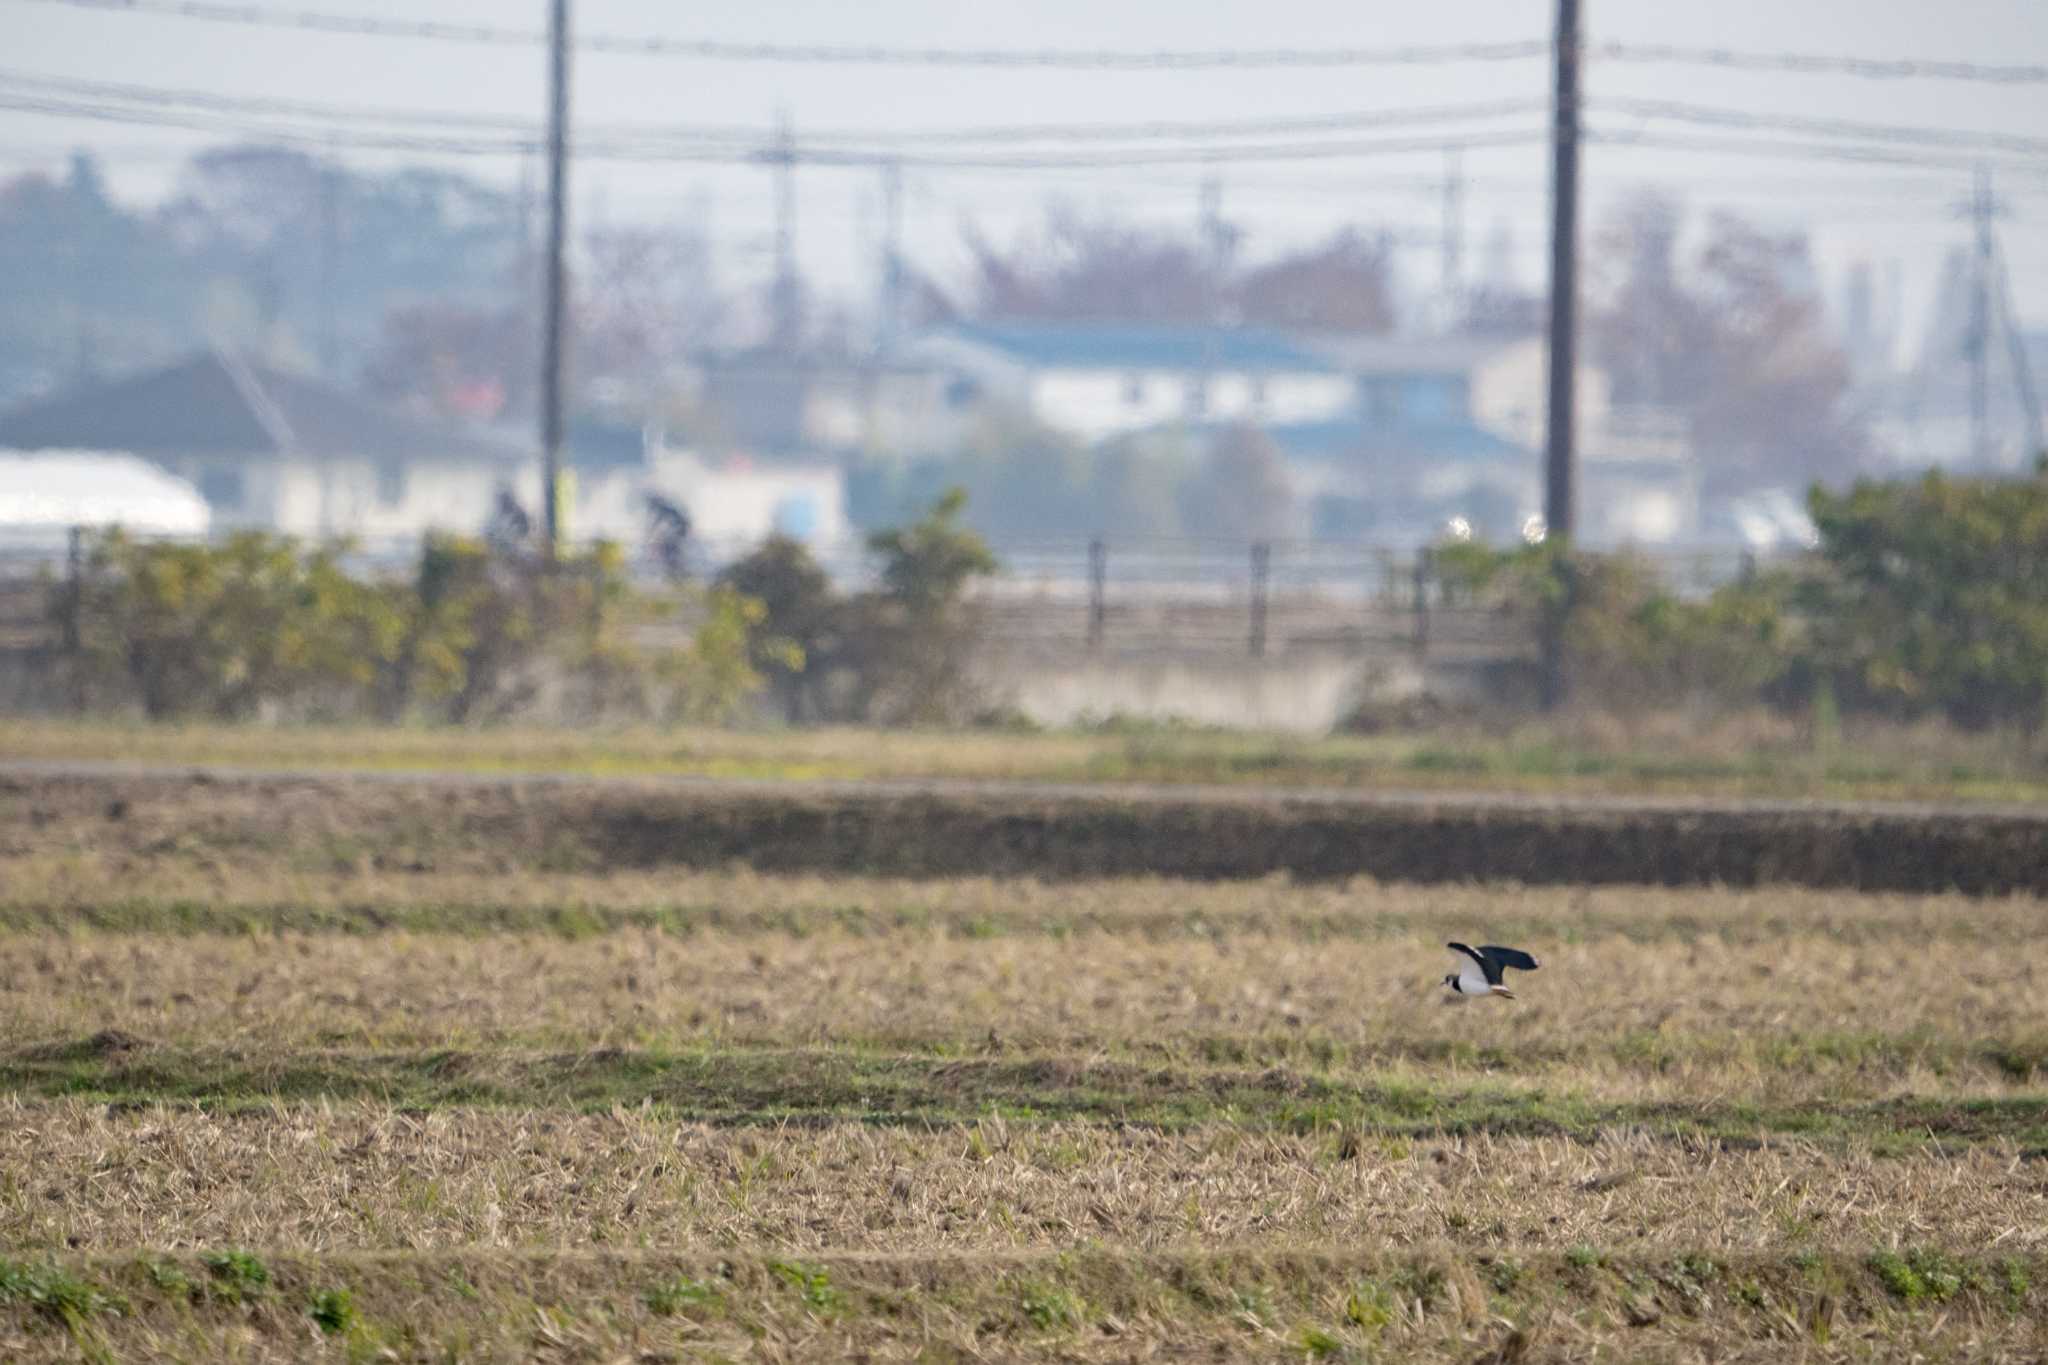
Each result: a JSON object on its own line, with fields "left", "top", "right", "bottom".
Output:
{"left": 0, "top": 527, "right": 1788, "bottom": 671}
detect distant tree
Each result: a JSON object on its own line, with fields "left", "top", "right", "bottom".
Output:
{"left": 0, "top": 153, "right": 204, "bottom": 393}
{"left": 1457, "top": 285, "right": 1544, "bottom": 339}
{"left": 579, "top": 222, "right": 725, "bottom": 399}
{"left": 1177, "top": 424, "right": 1294, "bottom": 540}
{"left": 868, "top": 487, "right": 999, "bottom": 615}
{"left": 1232, "top": 228, "right": 1394, "bottom": 332}
{"left": 961, "top": 207, "right": 1396, "bottom": 334}
{"left": 1590, "top": 192, "right": 1867, "bottom": 501}
{"left": 716, "top": 534, "right": 836, "bottom": 722}
{"left": 965, "top": 209, "right": 1212, "bottom": 323}
{"left": 361, "top": 299, "right": 531, "bottom": 421}
{"left": 158, "top": 144, "right": 523, "bottom": 374}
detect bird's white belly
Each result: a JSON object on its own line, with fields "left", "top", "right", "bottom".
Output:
{"left": 1456, "top": 965, "right": 1492, "bottom": 995}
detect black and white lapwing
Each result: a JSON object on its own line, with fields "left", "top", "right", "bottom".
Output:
{"left": 1442, "top": 942, "right": 1541, "bottom": 1000}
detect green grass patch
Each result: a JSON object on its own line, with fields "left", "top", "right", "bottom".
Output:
{"left": 6, "top": 1039, "right": 2047, "bottom": 1149}
{"left": 0, "top": 1246, "right": 2037, "bottom": 1363}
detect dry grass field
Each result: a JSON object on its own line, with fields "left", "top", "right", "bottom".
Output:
{"left": 0, "top": 776, "right": 2045, "bottom": 1359}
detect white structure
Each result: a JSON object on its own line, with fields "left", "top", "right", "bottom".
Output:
{"left": 0, "top": 450, "right": 211, "bottom": 544}
{"left": 559, "top": 439, "right": 848, "bottom": 554}
{"left": 646, "top": 444, "right": 847, "bottom": 548}
{"left": 900, "top": 322, "right": 1355, "bottom": 442}
{"left": 0, "top": 350, "right": 528, "bottom": 544}
{"left": 1297, "top": 333, "right": 1699, "bottom": 546}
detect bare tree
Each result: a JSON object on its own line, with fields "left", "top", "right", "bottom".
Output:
{"left": 965, "top": 208, "right": 1211, "bottom": 323}
{"left": 1232, "top": 228, "right": 1394, "bottom": 332}
{"left": 1590, "top": 193, "right": 1867, "bottom": 500}
{"left": 961, "top": 207, "right": 1396, "bottom": 333}
{"left": 579, "top": 222, "right": 724, "bottom": 394}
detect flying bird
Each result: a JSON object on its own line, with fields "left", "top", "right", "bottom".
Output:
{"left": 1443, "top": 942, "right": 1541, "bottom": 1000}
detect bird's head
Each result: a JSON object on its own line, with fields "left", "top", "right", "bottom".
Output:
{"left": 1441, "top": 972, "right": 1457, "bottom": 990}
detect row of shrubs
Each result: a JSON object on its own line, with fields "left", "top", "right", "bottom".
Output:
{"left": 49, "top": 490, "right": 997, "bottom": 725}
{"left": 40, "top": 469, "right": 2048, "bottom": 732}
{"left": 1438, "top": 470, "right": 2048, "bottom": 732}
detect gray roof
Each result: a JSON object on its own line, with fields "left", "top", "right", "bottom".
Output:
{"left": 0, "top": 350, "right": 526, "bottom": 465}
{"left": 931, "top": 321, "right": 1336, "bottom": 373}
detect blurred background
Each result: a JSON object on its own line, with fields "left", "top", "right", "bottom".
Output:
{"left": 1, "top": 0, "right": 2044, "bottom": 735}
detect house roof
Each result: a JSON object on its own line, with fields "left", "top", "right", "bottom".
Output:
{"left": 932, "top": 321, "right": 1337, "bottom": 374}
{"left": 1296, "top": 333, "right": 1525, "bottom": 378}
{"left": 0, "top": 350, "right": 526, "bottom": 465}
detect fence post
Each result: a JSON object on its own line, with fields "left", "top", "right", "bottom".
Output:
{"left": 1086, "top": 537, "right": 1106, "bottom": 649}
{"left": 1411, "top": 547, "right": 1431, "bottom": 655}
{"left": 1248, "top": 541, "right": 1270, "bottom": 658}
{"left": 63, "top": 524, "right": 84, "bottom": 712}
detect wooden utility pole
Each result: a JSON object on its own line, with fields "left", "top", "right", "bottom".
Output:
{"left": 1544, "top": 0, "right": 1580, "bottom": 546}
{"left": 1540, "top": 0, "right": 1580, "bottom": 709}
{"left": 1968, "top": 162, "right": 1993, "bottom": 465}
{"left": 539, "top": 0, "right": 571, "bottom": 560}
{"left": 879, "top": 159, "right": 903, "bottom": 349}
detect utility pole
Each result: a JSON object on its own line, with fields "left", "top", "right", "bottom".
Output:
{"left": 317, "top": 139, "right": 338, "bottom": 378}
{"left": 1543, "top": 0, "right": 1580, "bottom": 546}
{"left": 1198, "top": 174, "right": 1227, "bottom": 414}
{"left": 1966, "top": 162, "right": 1994, "bottom": 465}
{"left": 1540, "top": 0, "right": 1581, "bottom": 710}
{"left": 879, "top": 159, "right": 903, "bottom": 350}
{"left": 1993, "top": 240, "right": 2045, "bottom": 462}
{"left": 766, "top": 108, "right": 801, "bottom": 355}
{"left": 1440, "top": 146, "right": 1464, "bottom": 325}
{"left": 539, "top": 0, "right": 571, "bottom": 561}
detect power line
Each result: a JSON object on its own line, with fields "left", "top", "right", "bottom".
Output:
{"left": 13, "top": 67, "right": 2048, "bottom": 174}
{"left": 0, "top": 88, "right": 1556, "bottom": 165}
{"left": 1598, "top": 96, "right": 2048, "bottom": 160}
{"left": 0, "top": 71, "right": 1549, "bottom": 146}
{"left": 14, "top": 0, "right": 1549, "bottom": 67}
{"left": 1595, "top": 42, "right": 2048, "bottom": 86}
{"left": 1587, "top": 127, "right": 2048, "bottom": 175}
{"left": 19, "top": 0, "right": 2048, "bottom": 84}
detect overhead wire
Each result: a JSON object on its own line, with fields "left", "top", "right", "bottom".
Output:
{"left": 14, "top": 0, "right": 2048, "bottom": 84}
{"left": 10, "top": 1, "right": 1550, "bottom": 68}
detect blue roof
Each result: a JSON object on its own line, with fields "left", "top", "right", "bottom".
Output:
{"left": 939, "top": 321, "right": 1335, "bottom": 374}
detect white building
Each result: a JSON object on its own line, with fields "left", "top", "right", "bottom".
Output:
{"left": 899, "top": 322, "right": 1356, "bottom": 443}
{"left": 0, "top": 450, "right": 211, "bottom": 547}
{"left": 0, "top": 349, "right": 528, "bottom": 546}
{"left": 1293, "top": 333, "right": 1699, "bottom": 546}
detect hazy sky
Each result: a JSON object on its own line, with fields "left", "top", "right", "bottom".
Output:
{"left": 7, "top": 0, "right": 2048, "bottom": 357}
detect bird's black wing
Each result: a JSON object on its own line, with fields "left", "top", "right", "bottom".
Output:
{"left": 1478, "top": 946, "right": 1540, "bottom": 974}
{"left": 1446, "top": 942, "right": 1496, "bottom": 983}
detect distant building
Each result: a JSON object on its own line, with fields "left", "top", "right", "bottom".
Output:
{"left": 0, "top": 349, "right": 528, "bottom": 543}
{"left": 0, "top": 450, "right": 210, "bottom": 546}
{"left": 898, "top": 321, "right": 1356, "bottom": 443}
{"left": 1281, "top": 333, "right": 1698, "bottom": 546}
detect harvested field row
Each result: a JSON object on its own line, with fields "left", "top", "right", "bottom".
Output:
{"left": 5, "top": 1100, "right": 2043, "bottom": 1257}
{"left": 6, "top": 854, "right": 2046, "bottom": 947}
{"left": 4, "top": 924, "right": 2044, "bottom": 1091}
{"left": 9, "top": 715, "right": 2048, "bottom": 803}
{"left": 8, "top": 767, "right": 2048, "bottom": 892}
{"left": 1, "top": 1244, "right": 2042, "bottom": 1363}
{"left": 8, "top": 1042, "right": 2048, "bottom": 1149}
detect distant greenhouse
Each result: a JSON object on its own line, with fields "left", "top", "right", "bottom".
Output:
{"left": 0, "top": 450, "right": 211, "bottom": 546}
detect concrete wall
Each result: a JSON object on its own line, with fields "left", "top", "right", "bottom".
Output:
{"left": 971, "top": 646, "right": 1374, "bottom": 732}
